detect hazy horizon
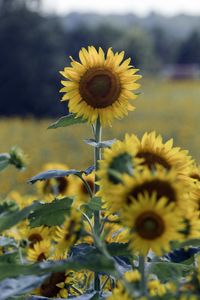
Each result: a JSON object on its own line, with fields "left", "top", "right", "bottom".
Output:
{"left": 42, "top": 0, "right": 200, "bottom": 17}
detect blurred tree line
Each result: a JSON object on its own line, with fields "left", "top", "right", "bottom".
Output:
{"left": 0, "top": 0, "right": 200, "bottom": 117}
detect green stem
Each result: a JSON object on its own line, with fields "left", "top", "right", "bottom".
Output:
{"left": 76, "top": 174, "right": 93, "bottom": 198}
{"left": 93, "top": 116, "right": 102, "bottom": 291}
{"left": 139, "top": 255, "right": 147, "bottom": 296}
{"left": 94, "top": 116, "right": 102, "bottom": 235}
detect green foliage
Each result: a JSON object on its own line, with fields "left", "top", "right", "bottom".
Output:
{"left": 0, "top": 153, "right": 10, "bottom": 171}
{"left": 28, "top": 166, "right": 94, "bottom": 184}
{"left": 0, "top": 202, "right": 39, "bottom": 233}
{"left": 48, "top": 114, "right": 87, "bottom": 129}
{"left": 147, "top": 261, "right": 193, "bottom": 282}
{"left": 28, "top": 197, "right": 73, "bottom": 227}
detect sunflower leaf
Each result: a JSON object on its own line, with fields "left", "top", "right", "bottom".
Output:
{"left": 28, "top": 166, "right": 94, "bottom": 184}
{"left": 147, "top": 261, "right": 193, "bottom": 282}
{"left": 0, "top": 253, "right": 115, "bottom": 281}
{"left": 0, "top": 202, "right": 40, "bottom": 233}
{"left": 0, "top": 153, "right": 10, "bottom": 172}
{"left": 84, "top": 139, "right": 116, "bottom": 148}
{"left": 48, "top": 114, "right": 87, "bottom": 129}
{"left": 28, "top": 198, "right": 73, "bottom": 228}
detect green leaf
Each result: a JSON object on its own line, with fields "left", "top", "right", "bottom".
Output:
{"left": 107, "top": 243, "right": 131, "bottom": 257}
{"left": 0, "top": 202, "right": 39, "bottom": 233}
{"left": 0, "top": 253, "right": 115, "bottom": 282}
{"left": 84, "top": 139, "right": 116, "bottom": 148}
{"left": 80, "top": 197, "right": 102, "bottom": 218}
{"left": 0, "top": 252, "right": 18, "bottom": 264}
{"left": 180, "top": 239, "right": 200, "bottom": 248}
{"left": 48, "top": 114, "right": 87, "bottom": 129}
{"left": 0, "top": 153, "right": 10, "bottom": 171}
{"left": 0, "top": 275, "right": 47, "bottom": 300}
{"left": 28, "top": 198, "right": 73, "bottom": 227}
{"left": 28, "top": 166, "right": 95, "bottom": 184}
{"left": 147, "top": 261, "right": 193, "bottom": 282}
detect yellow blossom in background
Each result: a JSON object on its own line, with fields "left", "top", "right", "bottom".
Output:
{"left": 27, "top": 240, "right": 51, "bottom": 262}
{"left": 60, "top": 46, "right": 141, "bottom": 126}
{"left": 54, "top": 209, "right": 82, "bottom": 252}
{"left": 36, "top": 163, "right": 75, "bottom": 199}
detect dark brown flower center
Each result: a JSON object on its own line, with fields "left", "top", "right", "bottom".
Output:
{"left": 65, "top": 220, "right": 76, "bottom": 241}
{"left": 136, "top": 151, "right": 171, "bottom": 170}
{"left": 127, "top": 179, "right": 176, "bottom": 205}
{"left": 81, "top": 179, "right": 94, "bottom": 194}
{"left": 43, "top": 177, "right": 68, "bottom": 195}
{"left": 190, "top": 173, "right": 200, "bottom": 181}
{"left": 28, "top": 233, "right": 43, "bottom": 248}
{"left": 40, "top": 272, "right": 66, "bottom": 297}
{"left": 37, "top": 252, "right": 46, "bottom": 262}
{"left": 135, "top": 212, "right": 165, "bottom": 240}
{"left": 79, "top": 67, "right": 121, "bottom": 108}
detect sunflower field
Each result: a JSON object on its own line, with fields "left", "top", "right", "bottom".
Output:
{"left": 0, "top": 46, "right": 200, "bottom": 300}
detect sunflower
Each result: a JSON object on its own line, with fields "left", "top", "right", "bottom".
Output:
{"left": 36, "top": 271, "right": 70, "bottom": 298}
{"left": 60, "top": 46, "right": 141, "bottom": 126}
{"left": 20, "top": 226, "right": 50, "bottom": 248}
{"left": 103, "top": 166, "right": 189, "bottom": 213}
{"left": 27, "top": 240, "right": 51, "bottom": 262}
{"left": 106, "top": 281, "right": 132, "bottom": 300}
{"left": 36, "top": 163, "right": 75, "bottom": 198}
{"left": 97, "top": 134, "right": 142, "bottom": 192}
{"left": 54, "top": 209, "right": 82, "bottom": 252}
{"left": 129, "top": 131, "right": 193, "bottom": 175}
{"left": 122, "top": 193, "right": 183, "bottom": 256}
{"left": 179, "top": 208, "right": 200, "bottom": 241}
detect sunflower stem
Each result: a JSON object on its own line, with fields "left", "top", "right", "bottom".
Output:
{"left": 93, "top": 116, "right": 102, "bottom": 291}
{"left": 139, "top": 255, "right": 147, "bottom": 296}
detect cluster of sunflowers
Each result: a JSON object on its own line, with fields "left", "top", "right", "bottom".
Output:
{"left": 1, "top": 46, "right": 200, "bottom": 300}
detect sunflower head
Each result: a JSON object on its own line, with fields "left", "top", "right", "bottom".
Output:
{"left": 131, "top": 131, "right": 193, "bottom": 175}
{"left": 122, "top": 193, "right": 183, "bottom": 256}
{"left": 60, "top": 46, "right": 141, "bottom": 126}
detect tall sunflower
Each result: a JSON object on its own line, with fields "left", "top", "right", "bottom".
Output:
{"left": 60, "top": 46, "right": 141, "bottom": 126}
{"left": 122, "top": 193, "right": 183, "bottom": 256}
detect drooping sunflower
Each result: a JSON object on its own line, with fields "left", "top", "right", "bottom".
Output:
{"left": 98, "top": 134, "right": 141, "bottom": 184}
{"left": 36, "top": 271, "right": 81, "bottom": 298}
{"left": 27, "top": 240, "right": 51, "bottom": 262}
{"left": 122, "top": 193, "right": 183, "bottom": 256}
{"left": 129, "top": 131, "right": 193, "bottom": 176}
{"left": 60, "top": 46, "right": 141, "bottom": 126}
{"left": 36, "top": 163, "right": 75, "bottom": 198}
{"left": 103, "top": 166, "right": 189, "bottom": 213}
{"left": 97, "top": 134, "right": 142, "bottom": 204}
{"left": 54, "top": 209, "right": 82, "bottom": 252}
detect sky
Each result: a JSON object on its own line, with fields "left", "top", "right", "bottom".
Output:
{"left": 43, "top": 0, "right": 200, "bottom": 16}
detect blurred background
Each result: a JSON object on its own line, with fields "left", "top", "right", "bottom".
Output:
{"left": 0, "top": 0, "right": 200, "bottom": 195}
